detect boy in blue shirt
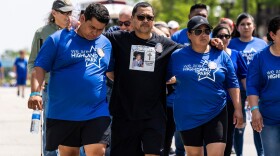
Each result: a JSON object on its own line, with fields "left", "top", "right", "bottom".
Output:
{"left": 13, "top": 50, "right": 28, "bottom": 98}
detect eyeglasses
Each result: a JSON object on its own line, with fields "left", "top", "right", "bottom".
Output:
{"left": 118, "top": 21, "right": 131, "bottom": 27}
{"left": 136, "top": 15, "right": 154, "bottom": 21}
{"left": 55, "top": 10, "right": 72, "bottom": 16}
{"left": 216, "top": 34, "right": 231, "bottom": 39}
{"left": 192, "top": 29, "right": 211, "bottom": 36}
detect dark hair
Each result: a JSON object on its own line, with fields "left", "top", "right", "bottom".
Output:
{"left": 47, "top": 13, "right": 55, "bottom": 24}
{"left": 267, "top": 16, "right": 280, "bottom": 42}
{"left": 232, "top": 13, "right": 255, "bottom": 37}
{"left": 212, "top": 24, "right": 231, "bottom": 38}
{"left": 190, "top": 3, "right": 207, "bottom": 13}
{"left": 132, "top": 2, "right": 154, "bottom": 16}
{"left": 84, "top": 3, "right": 110, "bottom": 25}
{"left": 80, "top": 10, "right": 85, "bottom": 15}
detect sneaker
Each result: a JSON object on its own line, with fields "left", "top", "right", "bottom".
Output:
{"left": 169, "top": 148, "right": 175, "bottom": 155}
{"left": 231, "top": 148, "right": 236, "bottom": 154}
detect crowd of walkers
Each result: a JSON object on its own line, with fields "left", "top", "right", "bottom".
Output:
{"left": 26, "top": 0, "right": 280, "bottom": 156}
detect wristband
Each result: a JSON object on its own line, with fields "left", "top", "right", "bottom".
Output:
{"left": 251, "top": 106, "right": 259, "bottom": 112}
{"left": 30, "top": 92, "right": 41, "bottom": 97}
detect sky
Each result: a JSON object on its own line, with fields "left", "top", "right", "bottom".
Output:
{"left": 0, "top": 0, "right": 80, "bottom": 55}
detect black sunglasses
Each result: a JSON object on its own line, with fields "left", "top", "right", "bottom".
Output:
{"left": 216, "top": 34, "right": 231, "bottom": 39}
{"left": 55, "top": 10, "right": 72, "bottom": 16}
{"left": 136, "top": 15, "right": 154, "bottom": 21}
{"left": 118, "top": 21, "right": 131, "bottom": 27}
{"left": 192, "top": 29, "right": 211, "bottom": 36}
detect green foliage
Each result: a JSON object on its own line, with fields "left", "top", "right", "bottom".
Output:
{"left": 144, "top": 0, "right": 275, "bottom": 29}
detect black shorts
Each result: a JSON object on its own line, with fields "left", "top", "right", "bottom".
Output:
{"left": 180, "top": 106, "right": 227, "bottom": 147}
{"left": 46, "top": 116, "right": 111, "bottom": 151}
{"left": 110, "top": 116, "right": 166, "bottom": 156}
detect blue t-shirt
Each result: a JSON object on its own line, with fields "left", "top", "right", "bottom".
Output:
{"left": 228, "top": 37, "right": 267, "bottom": 65}
{"left": 226, "top": 49, "right": 247, "bottom": 100}
{"left": 167, "top": 46, "right": 239, "bottom": 131}
{"left": 14, "top": 58, "right": 28, "bottom": 78}
{"left": 106, "top": 26, "right": 120, "bottom": 33}
{"left": 171, "top": 28, "right": 190, "bottom": 46}
{"left": 228, "top": 37, "right": 267, "bottom": 91}
{"left": 35, "top": 29, "right": 112, "bottom": 121}
{"left": 246, "top": 46, "right": 280, "bottom": 126}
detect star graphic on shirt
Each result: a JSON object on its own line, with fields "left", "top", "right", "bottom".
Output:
{"left": 243, "top": 48, "right": 257, "bottom": 64}
{"left": 85, "top": 46, "right": 102, "bottom": 68}
{"left": 197, "top": 60, "right": 218, "bottom": 82}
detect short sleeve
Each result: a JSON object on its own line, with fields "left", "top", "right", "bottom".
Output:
{"left": 34, "top": 36, "right": 57, "bottom": 72}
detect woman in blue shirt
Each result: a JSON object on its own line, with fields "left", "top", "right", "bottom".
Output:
{"left": 247, "top": 16, "right": 280, "bottom": 156}
{"left": 168, "top": 16, "right": 243, "bottom": 156}
{"left": 229, "top": 13, "right": 267, "bottom": 156}
{"left": 212, "top": 25, "right": 248, "bottom": 156}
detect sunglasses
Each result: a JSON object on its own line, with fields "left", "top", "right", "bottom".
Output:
{"left": 55, "top": 10, "right": 72, "bottom": 16}
{"left": 216, "top": 34, "right": 231, "bottom": 39}
{"left": 136, "top": 15, "right": 154, "bottom": 21}
{"left": 192, "top": 29, "right": 211, "bottom": 36}
{"left": 118, "top": 21, "right": 131, "bottom": 27}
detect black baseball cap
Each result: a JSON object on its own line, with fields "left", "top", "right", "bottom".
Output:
{"left": 187, "top": 16, "right": 212, "bottom": 30}
{"left": 52, "top": 0, "right": 73, "bottom": 12}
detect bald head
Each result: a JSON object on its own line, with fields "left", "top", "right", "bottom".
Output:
{"left": 119, "top": 6, "right": 132, "bottom": 18}
{"left": 118, "top": 6, "right": 133, "bottom": 31}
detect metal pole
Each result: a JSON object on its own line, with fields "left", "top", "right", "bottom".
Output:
{"left": 226, "top": 7, "right": 230, "bottom": 18}
{"left": 243, "top": 0, "right": 248, "bottom": 12}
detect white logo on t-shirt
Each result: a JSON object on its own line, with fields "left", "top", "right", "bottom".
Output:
{"left": 267, "top": 70, "right": 280, "bottom": 79}
{"left": 242, "top": 48, "right": 257, "bottom": 65}
{"left": 71, "top": 46, "right": 104, "bottom": 68}
{"left": 183, "top": 60, "right": 218, "bottom": 82}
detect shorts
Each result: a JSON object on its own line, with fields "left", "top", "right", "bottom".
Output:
{"left": 110, "top": 116, "right": 166, "bottom": 156}
{"left": 46, "top": 116, "right": 111, "bottom": 151}
{"left": 16, "top": 77, "right": 27, "bottom": 85}
{"left": 180, "top": 106, "right": 227, "bottom": 146}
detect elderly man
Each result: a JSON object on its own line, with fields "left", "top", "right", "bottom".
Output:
{"left": 107, "top": 6, "right": 133, "bottom": 32}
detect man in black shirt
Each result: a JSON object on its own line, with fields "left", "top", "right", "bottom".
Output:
{"left": 104, "top": 2, "right": 181, "bottom": 156}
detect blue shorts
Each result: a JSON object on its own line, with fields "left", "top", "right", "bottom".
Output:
{"left": 17, "top": 77, "right": 27, "bottom": 85}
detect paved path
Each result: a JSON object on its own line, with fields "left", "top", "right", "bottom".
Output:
{"left": 0, "top": 87, "right": 40, "bottom": 156}
{"left": 0, "top": 87, "right": 258, "bottom": 156}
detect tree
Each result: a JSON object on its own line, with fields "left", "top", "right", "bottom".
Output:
{"left": 130, "top": 0, "right": 279, "bottom": 36}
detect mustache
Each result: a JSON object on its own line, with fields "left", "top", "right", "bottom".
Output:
{"left": 140, "top": 23, "right": 150, "bottom": 27}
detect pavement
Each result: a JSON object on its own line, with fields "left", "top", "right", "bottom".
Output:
{"left": 0, "top": 87, "right": 258, "bottom": 156}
